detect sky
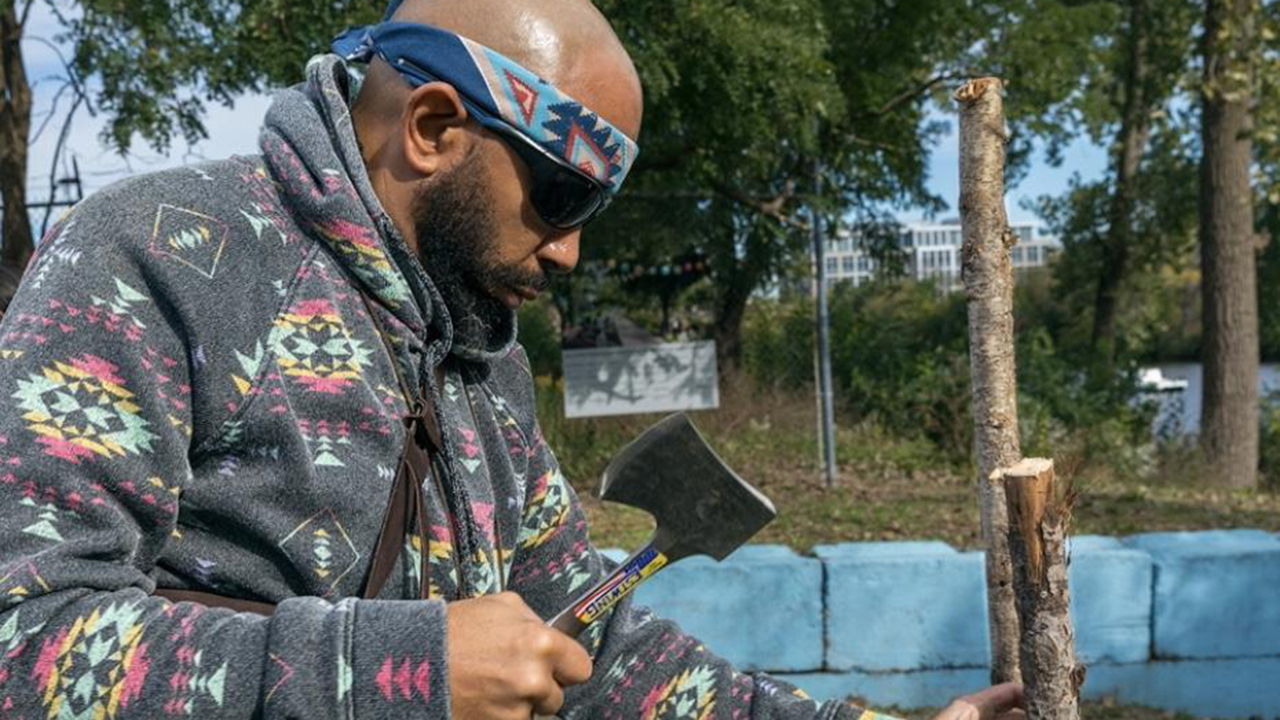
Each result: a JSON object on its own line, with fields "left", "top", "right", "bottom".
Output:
{"left": 20, "top": 3, "right": 1110, "bottom": 230}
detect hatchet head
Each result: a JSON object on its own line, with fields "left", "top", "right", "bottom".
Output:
{"left": 599, "top": 413, "right": 776, "bottom": 561}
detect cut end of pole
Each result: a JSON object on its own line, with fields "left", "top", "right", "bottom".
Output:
{"left": 1001, "top": 458, "right": 1056, "bottom": 588}
{"left": 954, "top": 77, "right": 1004, "bottom": 104}
{"left": 1003, "top": 457, "right": 1054, "bottom": 479}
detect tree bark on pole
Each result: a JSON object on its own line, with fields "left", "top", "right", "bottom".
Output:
{"left": 1001, "top": 458, "right": 1084, "bottom": 720}
{"left": 955, "top": 77, "right": 1022, "bottom": 685}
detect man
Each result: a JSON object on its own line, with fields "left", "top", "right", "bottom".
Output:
{"left": 0, "top": 0, "right": 1024, "bottom": 717}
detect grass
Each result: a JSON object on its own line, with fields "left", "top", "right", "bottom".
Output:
{"left": 534, "top": 374, "right": 1280, "bottom": 553}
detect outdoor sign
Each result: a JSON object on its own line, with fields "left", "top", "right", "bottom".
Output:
{"left": 562, "top": 340, "right": 720, "bottom": 419}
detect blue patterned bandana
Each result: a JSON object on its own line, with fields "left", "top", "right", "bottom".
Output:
{"left": 332, "top": 22, "right": 639, "bottom": 194}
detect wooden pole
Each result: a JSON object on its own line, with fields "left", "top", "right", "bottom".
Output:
{"left": 1001, "top": 459, "right": 1085, "bottom": 720}
{"left": 955, "top": 77, "right": 1022, "bottom": 685}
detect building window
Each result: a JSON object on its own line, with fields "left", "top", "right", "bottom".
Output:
{"left": 842, "top": 256, "right": 855, "bottom": 273}
{"left": 826, "top": 257, "right": 838, "bottom": 274}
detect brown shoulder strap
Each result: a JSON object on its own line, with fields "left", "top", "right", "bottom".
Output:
{"left": 362, "top": 399, "right": 438, "bottom": 600}
{"left": 354, "top": 290, "right": 441, "bottom": 601}
{"left": 152, "top": 588, "right": 277, "bottom": 615}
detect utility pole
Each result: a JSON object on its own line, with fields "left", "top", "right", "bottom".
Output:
{"left": 812, "top": 159, "right": 837, "bottom": 487}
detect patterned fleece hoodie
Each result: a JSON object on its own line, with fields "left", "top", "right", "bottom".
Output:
{"left": 0, "top": 56, "right": 889, "bottom": 720}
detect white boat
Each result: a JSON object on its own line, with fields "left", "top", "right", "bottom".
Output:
{"left": 1138, "top": 367, "right": 1190, "bottom": 393}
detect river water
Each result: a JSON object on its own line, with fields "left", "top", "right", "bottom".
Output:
{"left": 1146, "top": 363, "right": 1280, "bottom": 436}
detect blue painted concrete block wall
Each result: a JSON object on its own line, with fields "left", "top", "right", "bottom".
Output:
{"left": 616, "top": 545, "right": 824, "bottom": 672}
{"left": 607, "top": 529, "right": 1280, "bottom": 717}
{"left": 814, "top": 541, "right": 989, "bottom": 672}
{"left": 1123, "top": 530, "right": 1280, "bottom": 660}
{"left": 1063, "top": 536, "right": 1153, "bottom": 665}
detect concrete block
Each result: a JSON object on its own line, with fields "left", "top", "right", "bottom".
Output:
{"left": 1123, "top": 530, "right": 1280, "bottom": 659}
{"left": 607, "top": 544, "right": 824, "bottom": 672}
{"left": 1126, "top": 528, "right": 1277, "bottom": 553}
{"left": 1086, "top": 659, "right": 1280, "bottom": 718}
{"left": 816, "top": 542, "right": 990, "bottom": 672}
{"left": 1067, "top": 535, "right": 1153, "bottom": 664}
{"left": 780, "top": 667, "right": 989, "bottom": 711}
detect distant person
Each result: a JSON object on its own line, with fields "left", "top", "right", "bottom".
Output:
{"left": 0, "top": 0, "right": 1023, "bottom": 718}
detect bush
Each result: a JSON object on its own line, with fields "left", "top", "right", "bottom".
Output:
{"left": 517, "top": 297, "right": 562, "bottom": 378}
{"left": 1261, "top": 391, "right": 1280, "bottom": 490}
{"left": 741, "top": 298, "right": 816, "bottom": 389}
{"left": 735, "top": 279, "right": 1155, "bottom": 470}
{"left": 829, "top": 280, "right": 972, "bottom": 457}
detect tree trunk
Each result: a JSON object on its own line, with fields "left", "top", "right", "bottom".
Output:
{"left": 956, "top": 77, "right": 1022, "bottom": 686}
{"left": 1092, "top": 0, "right": 1153, "bottom": 365}
{"left": 1, "top": 0, "right": 35, "bottom": 270}
{"left": 713, "top": 277, "right": 750, "bottom": 368}
{"left": 1002, "top": 459, "right": 1085, "bottom": 720}
{"left": 1199, "top": 0, "right": 1259, "bottom": 489}
{"left": 660, "top": 290, "right": 672, "bottom": 337}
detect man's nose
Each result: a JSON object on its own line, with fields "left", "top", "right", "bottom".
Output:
{"left": 535, "top": 230, "right": 581, "bottom": 274}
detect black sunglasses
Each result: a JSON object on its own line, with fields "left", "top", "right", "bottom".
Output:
{"left": 394, "top": 57, "right": 613, "bottom": 230}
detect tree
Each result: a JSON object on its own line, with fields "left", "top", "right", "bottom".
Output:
{"left": 1, "top": 0, "right": 35, "bottom": 269}
{"left": 589, "top": 0, "right": 842, "bottom": 366}
{"left": 1089, "top": 0, "right": 1197, "bottom": 366}
{"left": 1198, "top": 0, "right": 1261, "bottom": 489}
{"left": 1012, "top": 0, "right": 1199, "bottom": 373}
{"left": 593, "top": 0, "right": 1117, "bottom": 368}
{"left": 0, "top": 0, "right": 381, "bottom": 270}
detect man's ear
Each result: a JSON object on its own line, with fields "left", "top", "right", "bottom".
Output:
{"left": 401, "top": 82, "right": 472, "bottom": 177}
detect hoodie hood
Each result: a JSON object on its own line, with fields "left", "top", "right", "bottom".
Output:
{"left": 258, "top": 54, "right": 519, "bottom": 368}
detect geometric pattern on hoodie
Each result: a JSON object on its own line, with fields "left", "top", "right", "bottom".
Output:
{"left": 0, "top": 54, "right": 896, "bottom": 720}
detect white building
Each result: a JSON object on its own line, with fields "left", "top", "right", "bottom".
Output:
{"left": 823, "top": 219, "right": 1061, "bottom": 292}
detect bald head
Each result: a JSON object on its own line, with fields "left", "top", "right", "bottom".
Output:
{"left": 354, "top": 0, "right": 642, "bottom": 139}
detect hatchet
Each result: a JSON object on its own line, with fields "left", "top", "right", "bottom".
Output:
{"left": 547, "top": 412, "right": 777, "bottom": 637}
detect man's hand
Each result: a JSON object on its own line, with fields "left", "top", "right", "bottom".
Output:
{"left": 446, "top": 592, "right": 593, "bottom": 720}
{"left": 930, "top": 683, "right": 1026, "bottom": 720}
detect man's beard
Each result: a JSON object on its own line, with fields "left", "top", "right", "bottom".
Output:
{"left": 411, "top": 151, "right": 548, "bottom": 348}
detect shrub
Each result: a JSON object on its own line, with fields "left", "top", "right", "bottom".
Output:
{"left": 517, "top": 297, "right": 562, "bottom": 379}
{"left": 1261, "top": 391, "right": 1280, "bottom": 490}
{"left": 735, "top": 279, "right": 1155, "bottom": 470}
{"left": 740, "top": 298, "right": 816, "bottom": 389}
